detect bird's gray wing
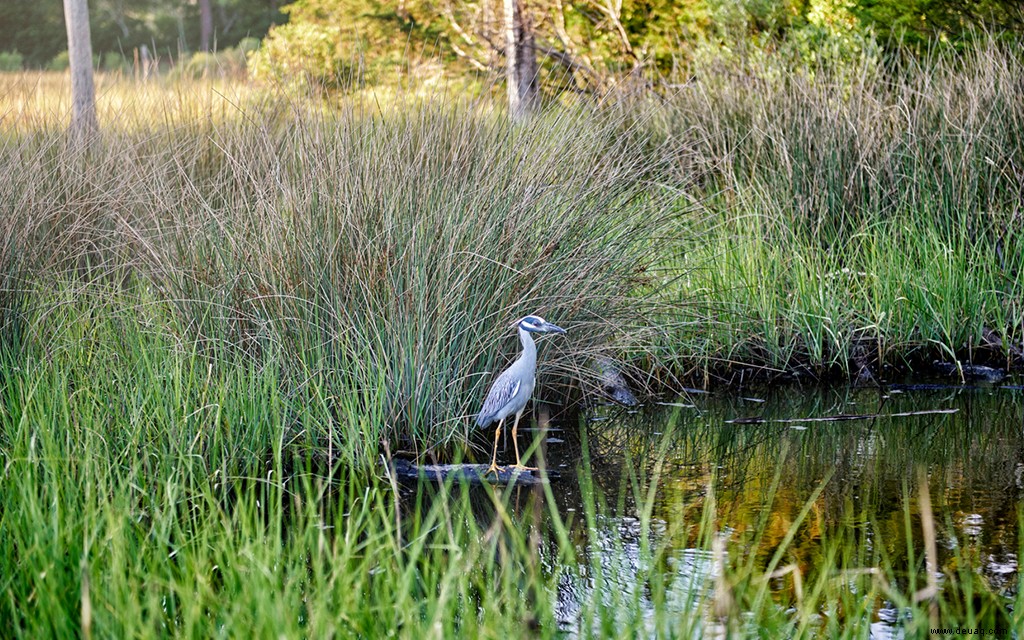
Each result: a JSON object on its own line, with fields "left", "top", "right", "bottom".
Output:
{"left": 476, "top": 373, "right": 521, "bottom": 427}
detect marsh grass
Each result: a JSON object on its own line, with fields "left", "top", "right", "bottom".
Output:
{"left": 6, "top": 374, "right": 1019, "bottom": 637}
{"left": 656, "top": 40, "right": 1024, "bottom": 381}
{"left": 2, "top": 80, "right": 674, "bottom": 458}
{"left": 2, "top": 41, "right": 1022, "bottom": 407}
{"left": 2, "top": 38, "right": 1024, "bottom": 636}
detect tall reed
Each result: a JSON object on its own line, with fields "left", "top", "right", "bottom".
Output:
{"left": 1, "top": 85, "right": 673, "bottom": 459}
{"left": 655, "top": 39, "right": 1024, "bottom": 379}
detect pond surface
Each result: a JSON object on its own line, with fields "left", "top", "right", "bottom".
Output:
{"left": 407, "top": 381, "right": 1024, "bottom": 635}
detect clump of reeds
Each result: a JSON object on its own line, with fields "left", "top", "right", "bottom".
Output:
{"left": 1, "top": 36, "right": 1021, "bottom": 454}
{"left": 1, "top": 87, "right": 673, "bottom": 462}
{"left": 655, "top": 38, "right": 1024, "bottom": 380}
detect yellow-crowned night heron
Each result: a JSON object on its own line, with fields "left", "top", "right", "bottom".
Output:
{"left": 476, "top": 315, "right": 566, "bottom": 475}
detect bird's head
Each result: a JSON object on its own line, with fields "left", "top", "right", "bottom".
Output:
{"left": 515, "top": 315, "right": 566, "bottom": 334}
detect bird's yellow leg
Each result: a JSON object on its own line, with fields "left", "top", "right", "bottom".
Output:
{"left": 485, "top": 418, "right": 504, "bottom": 478}
{"left": 509, "top": 410, "right": 537, "bottom": 471}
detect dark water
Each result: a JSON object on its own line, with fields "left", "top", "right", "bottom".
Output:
{"left": 411, "top": 382, "right": 1024, "bottom": 633}
{"left": 553, "top": 383, "right": 1023, "bottom": 633}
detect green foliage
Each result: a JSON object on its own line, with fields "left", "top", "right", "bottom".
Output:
{"left": 855, "top": 0, "right": 1024, "bottom": 45}
{"left": 0, "top": 0, "right": 1021, "bottom": 80}
{"left": 0, "top": 0, "right": 285, "bottom": 69}
{"left": 101, "top": 51, "right": 129, "bottom": 72}
{"left": 0, "top": 1, "right": 65, "bottom": 67}
{"left": 249, "top": 0, "right": 446, "bottom": 90}
{"left": 249, "top": 0, "right": 1024, "bottom": 96}
{"left": 0, "top": 50, "right": 23, "bottom": 71}
{"left": 699, "top": 0, "right": 878, "bottom": 68}
{"left": 47, "top": 50, "right": 70, "bottom": 71}
{"left": 251, "top": 0, "right": 880, "bottom": 95}
{"left": 249, "top": 20, "right": 363, "bottom": 88}
{"left": 236, "top": 35, "right": 261, "bottom": 53}
{"left": 176, "top": 46, "right": 250, "bottom": 79}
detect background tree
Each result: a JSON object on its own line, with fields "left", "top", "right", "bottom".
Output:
{"left": 437, "top": 0, "right": 697, "bottom": 96}
{"left": 199, "top": 0, "right": 214, "bottom": 51}
{"left": 62, "top": 0, "right": 98, "bottom": 142}
{"left": 505, "top": 0, "right": 539, "bottom": 120}
{"left": 248, "top": 0, "right": 1024, "bottom": 101}
{"left": 3, "top": 0, "right": 1018, "bottom": 82}
{"left": 0, "top": 0, "right": 285, "bottom": 69}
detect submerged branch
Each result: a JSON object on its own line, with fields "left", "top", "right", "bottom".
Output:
{"left": 727, "top": 408, "right": 959, "bottom": 424}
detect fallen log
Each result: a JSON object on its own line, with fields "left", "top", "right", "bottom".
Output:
{"left": 386, "top": 458, "right": 557, "bottom": 485}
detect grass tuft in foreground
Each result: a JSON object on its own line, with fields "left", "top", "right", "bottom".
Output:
{"left": 4, "top": 385, "right": 1020, "bottom": 636}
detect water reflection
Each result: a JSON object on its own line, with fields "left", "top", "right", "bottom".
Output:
{"left": 579, "top": 384, "right": 1023, "bottom": 574}
{"left": 404, "top": 382, "right": 1024, "bottom": 633}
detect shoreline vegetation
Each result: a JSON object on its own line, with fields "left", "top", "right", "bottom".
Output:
{"left": 3, "top": 40, "right": 1022, "bottom": 429}
{"left": 1, "top": 35, "right": 1023, "bottom": 635}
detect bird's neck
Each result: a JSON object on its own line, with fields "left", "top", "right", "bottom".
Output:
{"left": 518, "top": 326, "right": 537, "bottom": 366}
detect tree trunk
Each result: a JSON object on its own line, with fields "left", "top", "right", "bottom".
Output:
{"left": 62, "top": 0, "right": 98, "bottom": 143}
{"left": 504, "top": 0, "right": 539, "bottom": 122}
{"left": 199, "top": 0, "right": 214, "bottom": 52}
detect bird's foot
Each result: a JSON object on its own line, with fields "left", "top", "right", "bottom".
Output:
{"left": 484, "top": 463, "right": 504, "bottom": 479}
{"left": 508, "top": 464, "right": 538, "bottom": 473}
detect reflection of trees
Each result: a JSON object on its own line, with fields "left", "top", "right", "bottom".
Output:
{"left": 393, "top": 384, "right": 1023, "bottom": 623}
{"left": 568, "top": 385, "right": 1024, "bottom": 598}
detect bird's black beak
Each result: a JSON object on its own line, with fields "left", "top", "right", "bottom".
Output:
{"left": 544, "top": 322, "right": 566, "bottom": 334}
